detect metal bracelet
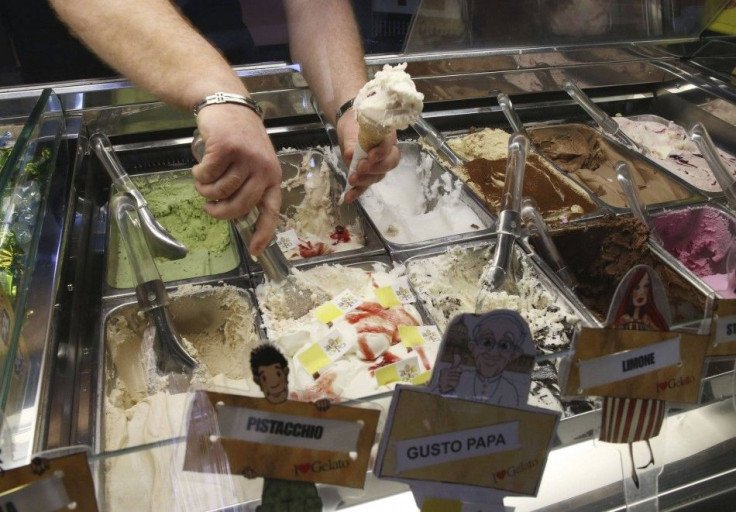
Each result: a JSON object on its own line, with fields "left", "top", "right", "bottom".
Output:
{"left": 334, "top": 97, "right": 355, "bottom": 124}
{"left": 192, "top": 92, "right": 264, "bottom": 119}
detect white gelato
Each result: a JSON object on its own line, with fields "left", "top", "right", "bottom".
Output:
{"left": 256, "top": 263, "right": 441, "bottom": 401}
{"left": 359, "top": 147, "right": 487, "bottom": 244}
{"left": 354, "top": 62, "right": 424, "bottom": 131}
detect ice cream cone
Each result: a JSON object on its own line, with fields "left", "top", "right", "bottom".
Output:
{"left": 357, "top": 116, "right": 390, "bottom": 152}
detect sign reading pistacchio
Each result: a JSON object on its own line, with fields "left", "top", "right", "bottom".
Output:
{"left": 183, "top": 390, "right": 379, "bottom": 488}
{"left": 0, "top": 451, "right": 98, "bottom": 512}
{"left": 563, "top": 327, "right": 710, "bottom": 403}
{"left": 708, "top": 299, "right": 736, "bottom": 357}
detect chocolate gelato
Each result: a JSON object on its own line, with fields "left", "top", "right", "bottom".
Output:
{"left": 528, "top": 124, "right": 694, "bottom": 208}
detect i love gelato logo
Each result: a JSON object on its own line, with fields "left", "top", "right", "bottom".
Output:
{"left": 294, "top": 458, "right": 350, "bottom": 476}
{"left": 491, "top": 458, "right": 538, "bottom": 484}
{"left": 655, "top": 374, "right": 695, "bottom": 394}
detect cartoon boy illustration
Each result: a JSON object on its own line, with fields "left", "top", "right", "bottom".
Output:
{"left": 436, "top": 310, "right": 528, "bottom": 406}
{"left": 244, "top": 343, "right": 330, "bottom": 512}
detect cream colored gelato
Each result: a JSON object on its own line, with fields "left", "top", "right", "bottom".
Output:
{"left": 354, "top": 63, "right": 424, "bottom": 131}
{"left": 103, "top": 284, "right": 263, "bottom": 512}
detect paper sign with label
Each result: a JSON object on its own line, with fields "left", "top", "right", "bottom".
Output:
{"left": 375, "top": 387, "right": 557, "bottom": 495}
{"left": 563, "top": 327, "right": 709, "bottom": 403}
{"left": 709, "top": 299, "right": 736, "bottom": 356}
{"left": 0, "top": 452, "right": 98, "bottom": 512}
{"left": 184, "top": 391, "right": 380, "bottom": 488}
{"left": 297, "top": 328, "right": 351, "bottom": 376}
{"left": 578, "top": 337, "right": 681, "bottom": 390}
{"left": 275, "top": 229, "right": 300, "bottom": 253}
{"left": 374, "top": 277, "right": 416, "bottom": 308}
{"left": 314, "top": 290, "right": 361, "bottom": 324}
{"left": 399, "top": 325, "right": 441, "bottom": 349}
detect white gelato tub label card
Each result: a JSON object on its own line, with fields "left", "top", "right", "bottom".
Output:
{"left": 276, "top": 229, "right": 300, "bottom": 253}
{"left": 0, "top": 452, "right": 99, "bottom": 512}
{"left": 578, "top": 337, "right": 681, "bottom": 390}
{"left": 217, "top": 405, "right": 363, "bottom": 453}
{"left": 315, "top": 290, "right": 361, "bottom": 324}
{"left": 185, "top": 391, "right": 380, "bottom": 488}
{"left": 393, "top": 421, "right": 520, "bottom": 473}
{"left": 399, "top": 325, "right": 441, "bottom": 349}
{"left": 375, "top": 355, "right": 430, "bottom": 386}
{"left": 297, "top": 328, "right": 351, "bottom": 376}
{"left": 709, "top": 300, "right": 736, "bottom": 356}
{"left": 374, "top": 277, "right": 416, "bottom": 307}
{"left": 713, "top": 315, "right": 736, "bottom": 345}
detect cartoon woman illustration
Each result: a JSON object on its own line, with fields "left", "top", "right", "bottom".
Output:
{"left": 600, "top": 265, "right": 671, "bottom": 489}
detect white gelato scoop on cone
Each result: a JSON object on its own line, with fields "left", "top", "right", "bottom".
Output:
{"left": 341, "top": 63, "right": 424, "bottom": 202}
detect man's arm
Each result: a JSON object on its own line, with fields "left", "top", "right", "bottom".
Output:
{"left": 48, "top": 0, "right": 283, "bottom": 255}
{"left": 284, "top": 0, "right": 400, "bottom": 202}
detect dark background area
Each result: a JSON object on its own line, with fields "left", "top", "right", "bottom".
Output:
{"left": 0, "top": 0, "right": 419, "bottom": 87}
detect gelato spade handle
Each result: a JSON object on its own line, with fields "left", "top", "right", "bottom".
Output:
{"left": 615, "top": 161, "right": 663, "bottom": 245}
{"left": 191, "top": 131, "right": 291, "bottom": 283}
{"left": 411, "top": 117, "right": 465, "bottom": 166}
{"left": 91, "top": 132, "right": 188, "bottom": 261}
{"left": 521, "top": 197, "right": 578, "bottom": 289}
{"left": 689, "top": 122, "right": 736, "bottom": 210}
{"left": 497, "top": 93, "right": 526, "bottom": 135}
{"left": 562, "top": 81, "right": 641, "bottom": 153}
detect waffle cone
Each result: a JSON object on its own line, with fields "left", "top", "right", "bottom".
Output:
{"left": 357, "top": 118, "right": 390, "bottom": 152}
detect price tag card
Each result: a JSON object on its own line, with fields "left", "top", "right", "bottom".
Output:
{"left": 709, "top": 299, "right": 736, "bottom": 356}
{"left": 374, "top": 387, "right": 557, "bottom": 495}
{"left": 275, "top": 229, "right": 300, "bottom": 253}
{"left": 374, "top": 277, "right": 416, "bottom": 308}
{"left": 183, "top": 390, "right": 379, "bottom": 489}
{"left": 314, "top": 290, "right": 361, "bottom": 324}
{"left": 563, "top": 327, "right": 709, "bottom": 403}
{"left": 0, "top": 452, "right": 98, "bottom": 512}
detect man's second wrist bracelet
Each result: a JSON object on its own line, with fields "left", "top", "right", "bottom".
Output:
{"left": 192, "top": 92, "right": 264, "bottom": 119}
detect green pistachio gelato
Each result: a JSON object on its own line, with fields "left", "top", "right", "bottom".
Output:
{"left": 106, "top": 170, "right": 240, "bottom": 288}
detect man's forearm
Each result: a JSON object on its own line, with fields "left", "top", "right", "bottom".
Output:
{"left": 49, "top": 0, "right": 247, "bottom": 111}
{"left": 284, "top": 0, "right": 368, "bottom": 125}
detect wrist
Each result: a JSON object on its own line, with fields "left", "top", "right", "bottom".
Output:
{"left": 334, "top": 97, "right": 355, "bottom": 126}
{"left": 192, "top": 92, "right": 264, "bottom": 119}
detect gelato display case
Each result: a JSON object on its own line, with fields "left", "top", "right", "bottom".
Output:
{"left": 0, "top": 1, "right": 736, "bottom": 511}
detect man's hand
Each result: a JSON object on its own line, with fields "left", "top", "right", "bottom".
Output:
{"left": 438, "top": 354, "right": 463, "bottom": 394}
{"left": 313, "top": 398, "right": 331, "bottom": 412}
{"left": 191, "top": 103, "right": 283, "bottom": 256}
{"left": 337, "top": 114, "right": 400, "bottom": 203}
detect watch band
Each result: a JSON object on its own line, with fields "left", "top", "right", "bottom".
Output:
{"left": 334, "top": 97, "right": 355, "bottom": 124}
{"left": 192, "top": 92, "right": 264, "bottom": 119}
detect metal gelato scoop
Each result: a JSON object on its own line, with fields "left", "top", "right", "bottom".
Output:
{"left": 111, "top": 192, "right": 198, "bottom": 373}
{"left": 91, "top": 132, "right": 188, "bottom": 261}
{"left": 615, "top": 161, "right": 663, "bottom": 246}
{"left": 412, "top": 116, "right": 466, "bottom": 166}
{"left": 497, "top": 93, "right": 527, "bottom": 136}
{"left": 689, "top": 122, "right": 736, "bottom": 210}
{"left": 475, "top": 132, "right": 529, "bottom": 313}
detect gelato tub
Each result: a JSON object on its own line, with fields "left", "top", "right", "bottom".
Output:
{"left": 100, "top": 282, "right": 264, "bottom": 511}
{"left": 540, "top": 215, "right": 712, "bottom": 326}
{"left": 105, "top": 169, "right": 243, "bottom": 291}
{"left": 614, "top": 115, "right": 736, "bottom": 195}
{"left": 527, "top": 123, "right": 699, "bottom": 210}
{"left": 359, "top": 141, "right": 493, "bottom": 251}
{"left": 248, "top": 150, "right": 384, "bottom": 271}
{"left": 443, "top": 127, "right": 603, "bottom": 223}
{"left": 255, "top": 260, "right": 440, "bottom": 402}
{"left": 652, "top": 204, "right": 736, "bottom": 299}
{"left": 403, "top": 240, "right": 595, "bottom": 416}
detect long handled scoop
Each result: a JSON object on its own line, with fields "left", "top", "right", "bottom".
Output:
{"left": 91, "top": 132, "right": 188, "bottom": 261}
{"left": 475, "top": 133, "right": 529, "bottom": 313}
{"left": 563, "top": 81, "right": 644, "bottom": 154}
{"left": 497, "top": 93, "right": 527, "bottom": 135}
{"left": 615, "top": 161, "right": 663, "bottom": 245}
{"left": 689, "top": 122, "right": 736, "bottom": 210}
{"left": 411, "top": 117, "right": 466, "bottom": 166}
{"left": 520, "top": 197, "right": 578, "bottom": 289}
{"left": 111, "top": 192, "right": 198, "bottom": 373}
{"left": 191, "top": 133, "right": 327, "bottom": 319}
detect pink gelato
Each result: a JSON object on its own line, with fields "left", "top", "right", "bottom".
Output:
{"left": 652, "top": 205, "right": 736, "bottom": 298}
